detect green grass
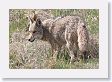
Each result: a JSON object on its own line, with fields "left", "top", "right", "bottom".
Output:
{"left": 55, "top": 58, "right": 98, "bottom": 69}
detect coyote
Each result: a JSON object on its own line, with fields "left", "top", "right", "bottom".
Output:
{"left": 26, "top": 14, "right": 89, "bottom": 63}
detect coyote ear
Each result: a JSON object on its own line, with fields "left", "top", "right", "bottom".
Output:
{"left": 33, "top": 14, "right": 37, "bottom": 21}
{"left": 36, "top": 18, "right": 42, "bottom": 26}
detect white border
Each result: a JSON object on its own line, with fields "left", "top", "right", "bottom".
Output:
{"left": 0, "top": 0, "right": 108, "bottom": 78}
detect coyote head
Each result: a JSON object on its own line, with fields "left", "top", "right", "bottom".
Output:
{"left": 26, "top": 15, "right": 43, "bottom": 42}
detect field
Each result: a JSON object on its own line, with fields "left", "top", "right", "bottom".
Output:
{"left": 9, "top": 9, "right": 99, "bottom": 69}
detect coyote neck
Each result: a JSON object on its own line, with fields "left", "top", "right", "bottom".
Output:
{"left": 41, "top": 26, "right": 55, "bottom": 44}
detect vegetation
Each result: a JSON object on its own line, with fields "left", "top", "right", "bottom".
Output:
{"left": 9, "top": 9, "right": 99, "bottom": 69}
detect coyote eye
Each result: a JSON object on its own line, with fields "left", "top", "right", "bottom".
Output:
{"left": 83, "top": 25, "right": 86, "bottom": 28}
{"left": 33, "top": 31, "right": 36, "bottom": 33}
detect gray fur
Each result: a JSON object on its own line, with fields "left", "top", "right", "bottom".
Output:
{"left": 26, "top": 14, "right": 89, "bottom": 63}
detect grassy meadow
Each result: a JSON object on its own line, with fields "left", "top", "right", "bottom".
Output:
{"left": 9, "top": 9, "right": 99, "bottom": 69}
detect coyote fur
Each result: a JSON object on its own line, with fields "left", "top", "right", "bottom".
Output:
{"left": 26, "top": 13, "right": 89, "bottom": 63}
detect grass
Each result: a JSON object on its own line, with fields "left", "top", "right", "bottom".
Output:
{"left": 9, "top": 51, "right": 99, "bottom": 69}
{"left": 55, "top": 58, "right": 99, "bottom": 69}
{"left": 9, "top": 9, "right": 99, "bottom": 69}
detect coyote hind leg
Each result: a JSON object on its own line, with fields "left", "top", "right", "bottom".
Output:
{"left": 80, "top": 51, "right": 88, "bottom": 62}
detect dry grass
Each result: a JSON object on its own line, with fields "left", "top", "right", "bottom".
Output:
{"left": 9, "top": 30, "right": 99, "bottom": 69}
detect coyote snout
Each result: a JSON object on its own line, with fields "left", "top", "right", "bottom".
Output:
{"left": 26, "top": 14, "right": 89, "bottom": 63}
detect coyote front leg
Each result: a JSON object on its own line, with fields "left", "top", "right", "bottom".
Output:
{"left": 51, "top": 44, "right": 61, "bottom": 61}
